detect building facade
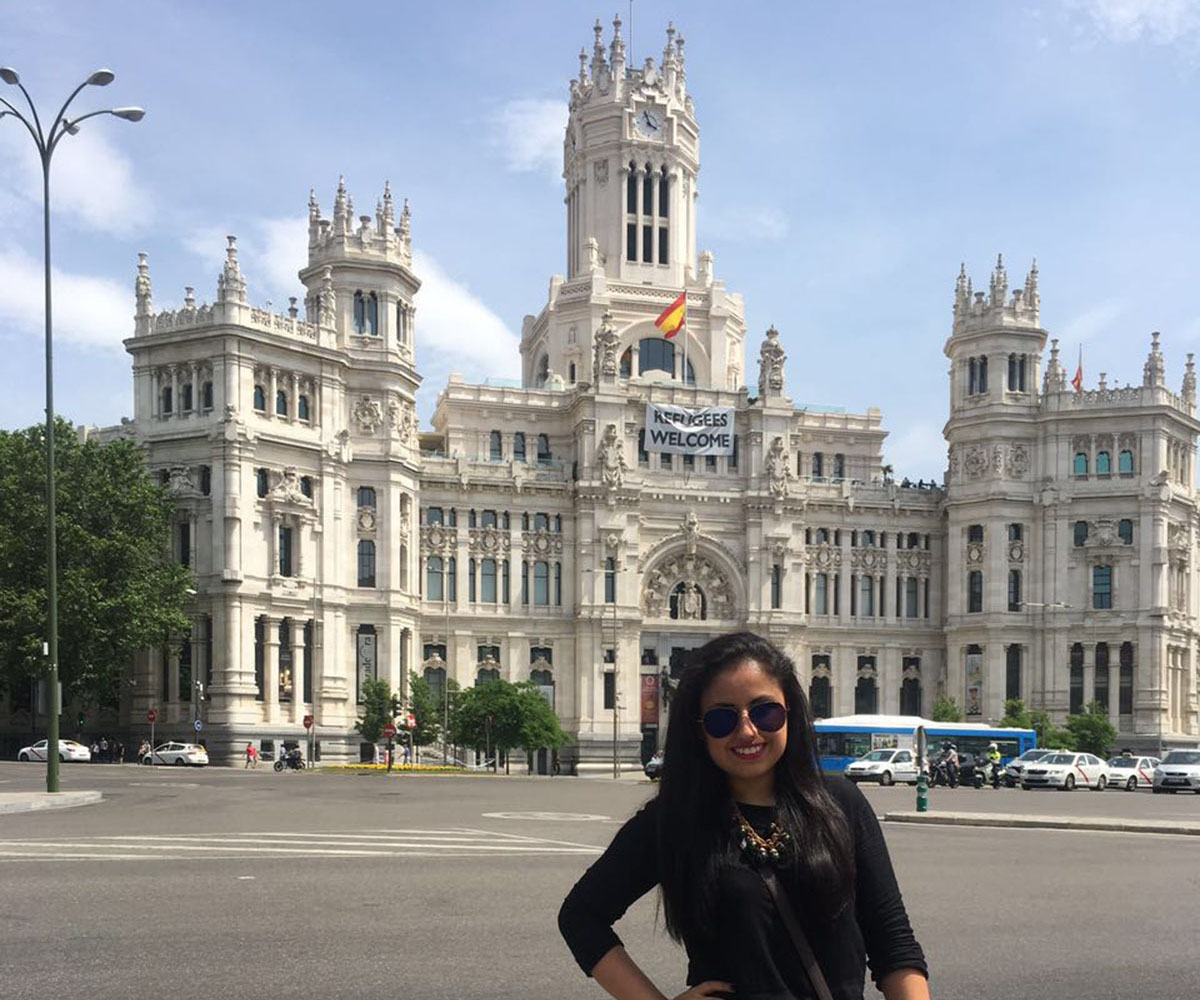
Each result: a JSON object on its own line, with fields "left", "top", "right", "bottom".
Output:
{"left": 5, "top": 18, "right": 1197, "bottom": 763}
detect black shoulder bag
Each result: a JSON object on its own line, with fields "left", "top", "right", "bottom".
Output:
{"left": 760, "top": 870, "right": 835, "bottom": 1000}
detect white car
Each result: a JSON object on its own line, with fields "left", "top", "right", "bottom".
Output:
{"left": 141, "top": 742, "right": 209, "bottom": 767}
{"left": 1152, "top": 750, "right": 1200, "bottom": 794}
{"left": 1105, "top": 755, "right": 1160, "bottom": 791}
{"left": 1003, "top": 748, "right": 1058, "bottom": 787}
{"left": 1021, "top": 751, "right": 1109, "bottom": 791}
{"left": 845, "top": 748, "right": 919, "bottom": 786}
{"left": 17, "top": 739, "right": 92, "bottom": 763}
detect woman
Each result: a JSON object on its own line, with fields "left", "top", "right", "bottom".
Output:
{"left": 559, "top": 632, "right": 929, "bottom": 1000}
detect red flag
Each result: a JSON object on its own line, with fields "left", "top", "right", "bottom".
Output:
{"left": 654, "top": 291, "right": 686, "bottom": 340}
{"left": 1071, "top": 346, "right": 1083, "bottom": 393}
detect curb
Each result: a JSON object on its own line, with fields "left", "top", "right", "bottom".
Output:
{"left": 0, "top": 791, "right": 103, "bottom": 815}
{"left": 883, "top": 810, "right": 1200, "bottom": 837}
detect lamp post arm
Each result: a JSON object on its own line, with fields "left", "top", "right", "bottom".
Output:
{"left": 47, "top": 109, "right": 117, "bottom": 155}
{"left": 13, "top": 79, "right": 47, "bottom": 145}
{"left": 46, "top": 78, "right": 93, "bottom": 145}
{"left": 0, "top": 98, "right": 44, "bottom": 148}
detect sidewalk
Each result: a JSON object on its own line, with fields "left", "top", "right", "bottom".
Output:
{"left": 0, "top": 791, "right": 103, "bottom": 815}
{"left": 884, "top": 810, "right": 1200, "bottom": 837}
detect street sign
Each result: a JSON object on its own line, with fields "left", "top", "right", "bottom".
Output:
{"left": 405, "top": 714, "right": 416, "bottom": 729}
{"left": 383, "top": 722, "right": 397, "bottom": 739}
{"left": 146, "top": 708, "right": 157, "bottom": 724}
{"left": 194, "top": 719, "right": 203, "bottom": 732}
{"left": 303, "top": 714, "right": 314, "bottom": 730}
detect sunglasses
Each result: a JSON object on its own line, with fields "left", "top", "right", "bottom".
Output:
{"left": 699, "top": 701, "right": 788, "bottom": 739}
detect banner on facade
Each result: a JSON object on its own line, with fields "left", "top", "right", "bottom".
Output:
{"left": 641, "top": 674, "right": 660, "bottom": 725}
{"left": 645, "top": 403, "right": 734, "bottom": 455}
{"left": 965, "top": 650, "right": 983, "bottom": 717}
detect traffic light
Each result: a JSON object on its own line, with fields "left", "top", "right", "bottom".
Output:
{"left": 389, "top": 695, "right": 403, "bottom": 718}
{"left": 77, "top": 712, "right": 86, "bottom": 728}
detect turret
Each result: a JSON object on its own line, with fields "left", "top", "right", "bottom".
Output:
{"left": 1143, "top": 331, "right": 1166, "bottom": 388}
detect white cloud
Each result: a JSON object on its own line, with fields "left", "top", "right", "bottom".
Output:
{"left": 0, "top": 248, "right": 132, "bottom": 349}
{"left": 181, "top": 217, "right": 308, "bottom": 307}
{"left": 0, "top": 126, "right": 150, "bottom": 235}
{"left": 884, "top": 421, "right": 946, "bottom": 483}
{"left": 412, "top": 250, "right": 521, "bottom": 385}
{"left": 1068, "top": 0, "right": 1200, "bottom": 46}
{"left": 490, "top": 98, "right": 567, "bottom": 179}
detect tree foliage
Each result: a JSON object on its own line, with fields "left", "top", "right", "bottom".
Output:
{"left": 999, "top": 698, "right": 1033, "bottom": 730}
{"left": 1064, "top": 701, "right": 1116, "bottom": 757}
{"left": 407, "top": 671, "right": 455, "bottom": 746}
{"left": 355, "top": 676, "right": 393, "bottom": 744}
{"left": 449, "top": 678, "right": 569, "bottom": 759}
{"left": 0, "top": 421, "right": 193, "bottom": 709}
{"left": 931, "top": 696, "right": 963, "bottom": 722}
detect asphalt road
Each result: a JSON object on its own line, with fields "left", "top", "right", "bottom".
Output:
{"left": 1, "top": 762, "right": 1198, "bottom": 1000}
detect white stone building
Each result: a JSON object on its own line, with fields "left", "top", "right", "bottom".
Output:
{"left": 4, "top": 18, "right": 1196, "bottom": 764}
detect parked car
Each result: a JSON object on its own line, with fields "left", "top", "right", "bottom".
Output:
{"left": 1105, "top": 755, "right": 1160, "bottom": 791}
{"left": 845, "top": 748, "right": 919, "bottom": 786}
{"left": 1152, "top": 750, "right": 1200, "bottom": 794}
{"left": 1021, "top": 751, "right": 1109, "bottom": 791}
{"left": 141, "top": 742, "right": 209, "bottom": 767}
{"left": 17, "top": 739, "right": 92, "bottom": 763}
{"left": 1003, "top": 748, "right": 1057, "bottom": 787}
{"left": 644, "top": 750, "right": 664, "bottom": 780}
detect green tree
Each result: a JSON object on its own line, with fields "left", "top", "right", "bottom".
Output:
{"left": 407, "top": 671, "right": 444, "bottom": 746}
{"left": 1000, "top": 699, "right": 1033, "bottom": 730}
{"left": 450, "top": 678, "right": 568, "bottom": 770}
{"left": 355, "top": 676, "right": 393, "bottom": 745}
{"left": 0, "top": 420, "right": 192, "bottom": 711}
{"left": 1029, "top": 709, "right": 1074, "bottom": 751}
{"left": 1064, "top": 701, "right": 1116, "bottom": 757}
{"left": 931, "top": 696, "right": 963, "bottom": 722}
{"left": 513, "top": 681, "right": 570, "bottom": 755}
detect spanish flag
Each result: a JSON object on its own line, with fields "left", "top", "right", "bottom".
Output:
{"left": 655, "top": 291, "right": 686, "bottom": 340}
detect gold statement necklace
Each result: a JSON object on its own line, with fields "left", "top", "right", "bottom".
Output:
{"left": 734, "top": 806, "right": 791, "bottom": 865}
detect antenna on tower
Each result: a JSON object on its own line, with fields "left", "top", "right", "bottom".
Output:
{"left": 629, "top": 0, "right": 634, "bottom": 66}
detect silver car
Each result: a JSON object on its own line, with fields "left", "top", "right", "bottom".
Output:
{"left": 1152, "top": 750, "right": 1200, "bottom": 794}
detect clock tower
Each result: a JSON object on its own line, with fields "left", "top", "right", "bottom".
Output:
{"left": 521, "top": 17, "right": 744, "bottom": 391}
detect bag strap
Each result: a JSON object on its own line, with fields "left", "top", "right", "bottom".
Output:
{"left": 760, "top": 870, "right": 835, "bottom": 1000}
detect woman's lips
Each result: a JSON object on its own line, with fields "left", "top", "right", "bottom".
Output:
{"left": 732, "top": 743, "right": 765, "bottom": 760}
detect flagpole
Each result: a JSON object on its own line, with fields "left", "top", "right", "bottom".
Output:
{"left": 682, "top": 289, "right": 688, "bottom": 388}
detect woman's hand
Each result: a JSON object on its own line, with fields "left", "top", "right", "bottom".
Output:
{"left": 671, "top": 982, "right": 734, "bottom": 999}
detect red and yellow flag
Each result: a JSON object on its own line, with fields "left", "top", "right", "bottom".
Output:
{"left": 654, "top": 291, "right": 686, "bottom": 340}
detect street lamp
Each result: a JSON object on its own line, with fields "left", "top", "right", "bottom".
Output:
{"left": 0, "top": 67, "right": 144, "bottom": 793}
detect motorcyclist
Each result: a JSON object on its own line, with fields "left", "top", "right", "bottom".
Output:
{"left": 985, "top": 741, "right": 1002, "bottom": 786}
{"left": 945, "top": 743, "right": 960, "bottom": 786}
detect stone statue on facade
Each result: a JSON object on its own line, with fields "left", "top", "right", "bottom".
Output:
{"left": 593, "top": 310, "right": 620, "bottom": 381}
{"left": 758, "top": 326, "right": 786, "bottom": 397}
{"left": 269, "top": 466, "right": 309, "bottom": 504}
{"left": 766, "top": 436, "right": 789, "bottom": 498}
{"left": 682, "top": 510, "right": 699, "bottom": 554}
{"left": 318, "top": 266, "right": 336, "bottom": 328}
{"left": 598, "top": 423, "right": 626, "bottom": 488}
{"left": 679, "top": 581, "right": 702, "bottom": 620}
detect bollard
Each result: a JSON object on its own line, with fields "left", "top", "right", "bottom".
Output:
{"left": 916, "top": 772, "right": 929, "bottom": 812}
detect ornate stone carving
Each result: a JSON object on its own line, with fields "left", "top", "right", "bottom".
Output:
{"left": 851, "top": 547, "right": 887, "bottom": 572}
{"left": 757, "top": 325, "right": 786, "bottom": 397}
{"left": 592, "top": 311, "right": 620, "bottom": 381}
{"left": 766, "top": 436, "right": 789, "bottom": 498}
{"left": 598, "top": 423, "right": 627, "bottom": 488}
{"left": 682, "top": 511, "right": 699, "bottom": 554}
{"left": 641, "top": 550, "right": 734, "bottom": 620}
{"left": 387, "top": 398, "right": 418, "bottom": 446}
{"left": 420, "top": 523, "right": 456, "bottom": 553}
{"left": 1007, "top": 443, "right": 1030, "bottom": 478}
{"left": 357, "top": 507, "right": 377, "bottom": 533}
{"left": 167, "top": 465, "right": 200, "bottom": 498}
{"left": 678, "top": 581, "right": 703, "bottom": 619}
{"left": 963, "top": 445, "right": 988, "bottom": 480}
{"left": 523, "top": 529, "right": 564, "bottom": 556}
{"left": 966, "top": 542, "right": 984, "bottom": 564}
{"left": 1008, "top": 542, "right": 1025, "bottom": 563}
{"left": 319, "top": 266, "right": 336, "bottom": 328}
{"left": 352, "top": 395, "right": 385, "bottom": 434}
{"left": 805, "top": 543, "right": 842, "bottom": 570}
{"left": 269, "top": 466, "right": 309, "bottom": 505}
{"left": 593, "top": 160, "right": 609, "bottom": 185}
{"left": 469, "top": 525, "right": 511, "bottom": 555}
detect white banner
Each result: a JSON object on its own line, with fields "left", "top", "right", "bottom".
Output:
{"left": 645, "top": 403, "right": 735, "bottom": 455}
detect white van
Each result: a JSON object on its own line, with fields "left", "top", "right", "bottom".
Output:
{"left": 844, "top": 748, "right": 919, "bottom": 786}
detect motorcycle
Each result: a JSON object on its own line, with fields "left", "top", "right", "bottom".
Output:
{"left": 274, "top": 750, "right": 304, "bottom": 772}
{"left": 929, "top": 755, "right": 958, "bottom": 788}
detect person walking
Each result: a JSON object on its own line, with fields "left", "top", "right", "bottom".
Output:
{"left": 244, "top": 742, "right": 257, "bottom": 769}
{"left": 559, "top": 632, "right": 929, "bottom": 1000}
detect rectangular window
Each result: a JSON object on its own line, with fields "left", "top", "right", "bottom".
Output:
{"left": 642, "top": 224, "right": 652, "bottom": 262}
{"left": 833, "top": 573, "right": 840, "bottom": 615}
{"left": 859, "top": 575, "right": 875, "bottom": 616}
{"left": 1006, "top": 645, "right": 1021, "bottom": 701}
{"left": 661, "top": 451, "right": 672, "bottom": 469}
{"left": 906, "top": 577, "right": 919, "bottom": 618}
{"left": 604, "top": 559, "right": 616, "bottom": 603}
{"left": 178, "top": 522, "right": 190, "bottom": 568}
{"left": 968, "top": 570, "right": 983, "bottom": 613}
{"left": 603, "top": 670, "right": 616, "bottom": 711}
{"left": 1007, "top": 569, "right": 1021, "bottom": 612}
{"left": 1093, "top": 565, "right": 1113, "bottom": 609}
{"left": 1008, "top": 523, "right": 1023, "bottom": 542}
{"left": 279, "top": 526, "right": 293, "bottom": 578}
{"left": 534, "top": 562, "right": 549, "bottom": 606}
{"left": 1118, "top": 519, "right": 1133, "bottom": 544}
{"left": 513, "top": 434, "right": 526, "bottom": 462}
{"left": 521, "top": 561, "right": 529, "bottom": 605}
{"left": 1095, "top": 643, "right": 1110, "bottom": 712}
{"left": 468, "top": 558, "right": 476, "bottom": 602}
{"left": 967, "top": 524, "right": 984, "bottom": 543}
{"left": 658, "top": 226, "right": 669, "bottom": 264}
{"left": 815, "top": 574, "right": 828, "bottom": 615}
{"left": 1073, "top": 521, "right": 1088, "bottom": 547}
{"left": 812, "top": 452, "right": 823, "bottom": 479}
{"left": 1119, "top": 643, "right": 1134, "bottom": 715}
{"left": 554, "top": 562, "right": 562, "bottom": 606}
{"left": 425, "top": 507, "right": 443, "bottom": 525}
{"left": 730, "top": 435, "right": 739, "bottom": 471}
{"left": 770, "top": 565, "right": 782, "bottom": 609}
{"left": 481, "top": 559, "right": 497, "bottom": 603}
{"left": 626, "top": 223, "right": 637, "bottom": 261}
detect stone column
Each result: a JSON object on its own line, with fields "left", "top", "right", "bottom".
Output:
{"left": 268, "top": 368, "right": 278, "bottom": 419}
{"left": 290, "top": 371, "right": 299, "bottom": 423}
{"left": 190, "top": 362, "right": 200, "bottom": 415}
{"left": 168, "top": 643, "right": 181, "bottom": 721}
{"left": 291, "top": 618, "right": 305, "bottom": 724}
{"left": 170, "top": 365, "right": 180, "bottom": 420}
{"left": 880, "top": 645, "right": 901, "bottom": 714}
{"left": 264, "top": 617, "right": 280, "bottom": 725}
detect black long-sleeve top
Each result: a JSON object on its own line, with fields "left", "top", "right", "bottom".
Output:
{"left": 558, "top": 777, "right": 927, "bottom": 1000}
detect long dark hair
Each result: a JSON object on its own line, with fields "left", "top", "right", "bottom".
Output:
{"left": 656, "top": 632, "right": 854, "bottom": 945}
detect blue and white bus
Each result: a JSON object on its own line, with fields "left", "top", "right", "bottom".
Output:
{"left": 815, "top": 715, "right": 1037, "bottom": 774}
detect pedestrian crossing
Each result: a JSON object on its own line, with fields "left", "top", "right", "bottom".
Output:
{"left": 0, "top": 827, "right": 603, "bottom": 862}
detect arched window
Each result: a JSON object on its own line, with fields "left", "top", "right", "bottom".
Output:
{"left": 489, "top": 430, "right": 503, "bottom": 461}
{"left": 447, "top": 556, "right": 457, "bottom": 600}
{"left": 467, "top": 557, "right": 476, "bottom": 602}
{"left": 353, "top": 291, "right": 366, "bottom": 334}
{"left": 424, "top": 666, "right": 446, "bottom": 704}
{"left": 201, "top": 381, "right": 213, "bottom": 410}
{"left": 854, "top": 675, "right": 879, "bottom": 714}
{"left": 396, "top": 302, "right": 406, "bottom": 342}
{"left": 568, "top": 362, "right": 576, "bottom": 383}
{"left": 537, "top": 354, "right": 549, "bottom": 386}
{"left": 1008, "top": 569, "right": 1022, "bottom": 611}
{"left": 426, "top": 556, "right": 444, "bottom": 601}
{"left": 619, "top": 347, "right": 632, "bottom": 379}
{"left": 1073, "top": 452, "right": 1089, "bottom": 477}
{"left": 1073, "top": 520, "right": 1089, "bottom": 547}
{"left": 809, "top": 675, "right": 831, "bottom": 719}
{"left": 276, "top": 390, "right": 288, "bottom": 416}
{"left": 1096, "top": 450, "right": 1111, "bottom": 475}
{"left": 536, "top": 434, "right": 551, "bottom": 464}
{"left": 968, "top": 358, "right": 978, "bottom": 395}
{"left": 626, "top": 160, "right": 637, "bottom": 214}
{"left": 256, "top": 468, "right": 269, "bottom": 498}
{"left": 533, "top": 513, "right": 549, "bottom": 532}
{"left": 1006, "top": 645, "right": 1022, "bottom": 701}
{"left": 253, "top": 384, "right": 266, "bottom": 411}
{"left": 298, "top": 395, "right": 310, "bottom": 421}
{"left": 639, "top": 337, "right": 675, "bottom": 377}
{"left": 513, "top": 432, "right": 526, "bottom": 462}
{"left": 900, "top": 676, "right": 921, "bottom": 716}
{"left": 1070, "top": 642, "right": 1084, "bottom": 714}
{"left": 476, "top": 667, "right": 500, "bottom": 687}
{"left": 533, "top": 561, "right": 550, "bottom": 605}
{"left": 181, "top": 383, "right": 193, "bottom": 412}
{"left": 199, "top": 466, "right": 211, "bottom": 496}
{"left": 1118, "top": 449, "right": 1134, "bottom": 475}
{"left": 978, "top": 356, "right": 988, "bottom": 392}
{"left": 357, "top": 540, "right": 376, "bottom": 588}
{"left": 366, "top": 292, "right": 378, "bottom": 335}
{"left": 161, "top": 386, "right": 173, "bottom": 415}
{"left": 481, "top": 558, "right": 497, "bottom": 603}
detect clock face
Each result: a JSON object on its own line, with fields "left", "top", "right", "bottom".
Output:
{"left": 634, "top": 107, "right": 663, "bottom": 138}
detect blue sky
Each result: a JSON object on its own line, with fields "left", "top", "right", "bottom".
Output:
{"left": 4, "top": 0, "right": 1200, "bottom": 480}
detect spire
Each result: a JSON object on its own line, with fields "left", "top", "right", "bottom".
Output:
{"left": 954, "top": 262, "right": 969, "bottom": 317}
{"left": 1184, "top": 353, "right": 1196, "bottom": 405}
{"left": 610, "top": 12, "right": 626, "bottom": 78}
{"left": 1143, "top": 331, "right": 1165, "bottom": 387}
{"left": 591, "top": 19, "right": 607, "bottom": 78}
{"left": 399, "top": 197, "right": 412, "bottom": 262}
{"left": 1025, "top": 258, "right": 1039, "bottom": 312}
{"left": 381, "top": 180, "right": 395, "bottom": 233}
{"left": 218, "top": 235, "right": 247, "bottom": 304}
{"left": 989, "top": 253, "right": 1008, "bottom": 308}
{"left": 1044, "top": 338, "right": 1062, "bottom": 393}
{"left": 333, "top": 176, "right": 348, "bottom": 235}
{"left": 318, "top": 265, "right": 336, "bottom": 328}
{"left": 135, "top": 252, "right": 153, "bottom": 317}
{"left": 578, "top": 46, "right": 588, "bottom": 83}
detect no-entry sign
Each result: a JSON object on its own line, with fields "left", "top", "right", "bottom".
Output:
{"left": 303, "top": 714, "right": 314, "bottom": 730}
{"left": 146, "top": 708, "right": 158, "bottom": 724}
{"left": 383, "top": 723, "right": 397, "bottom": 739}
